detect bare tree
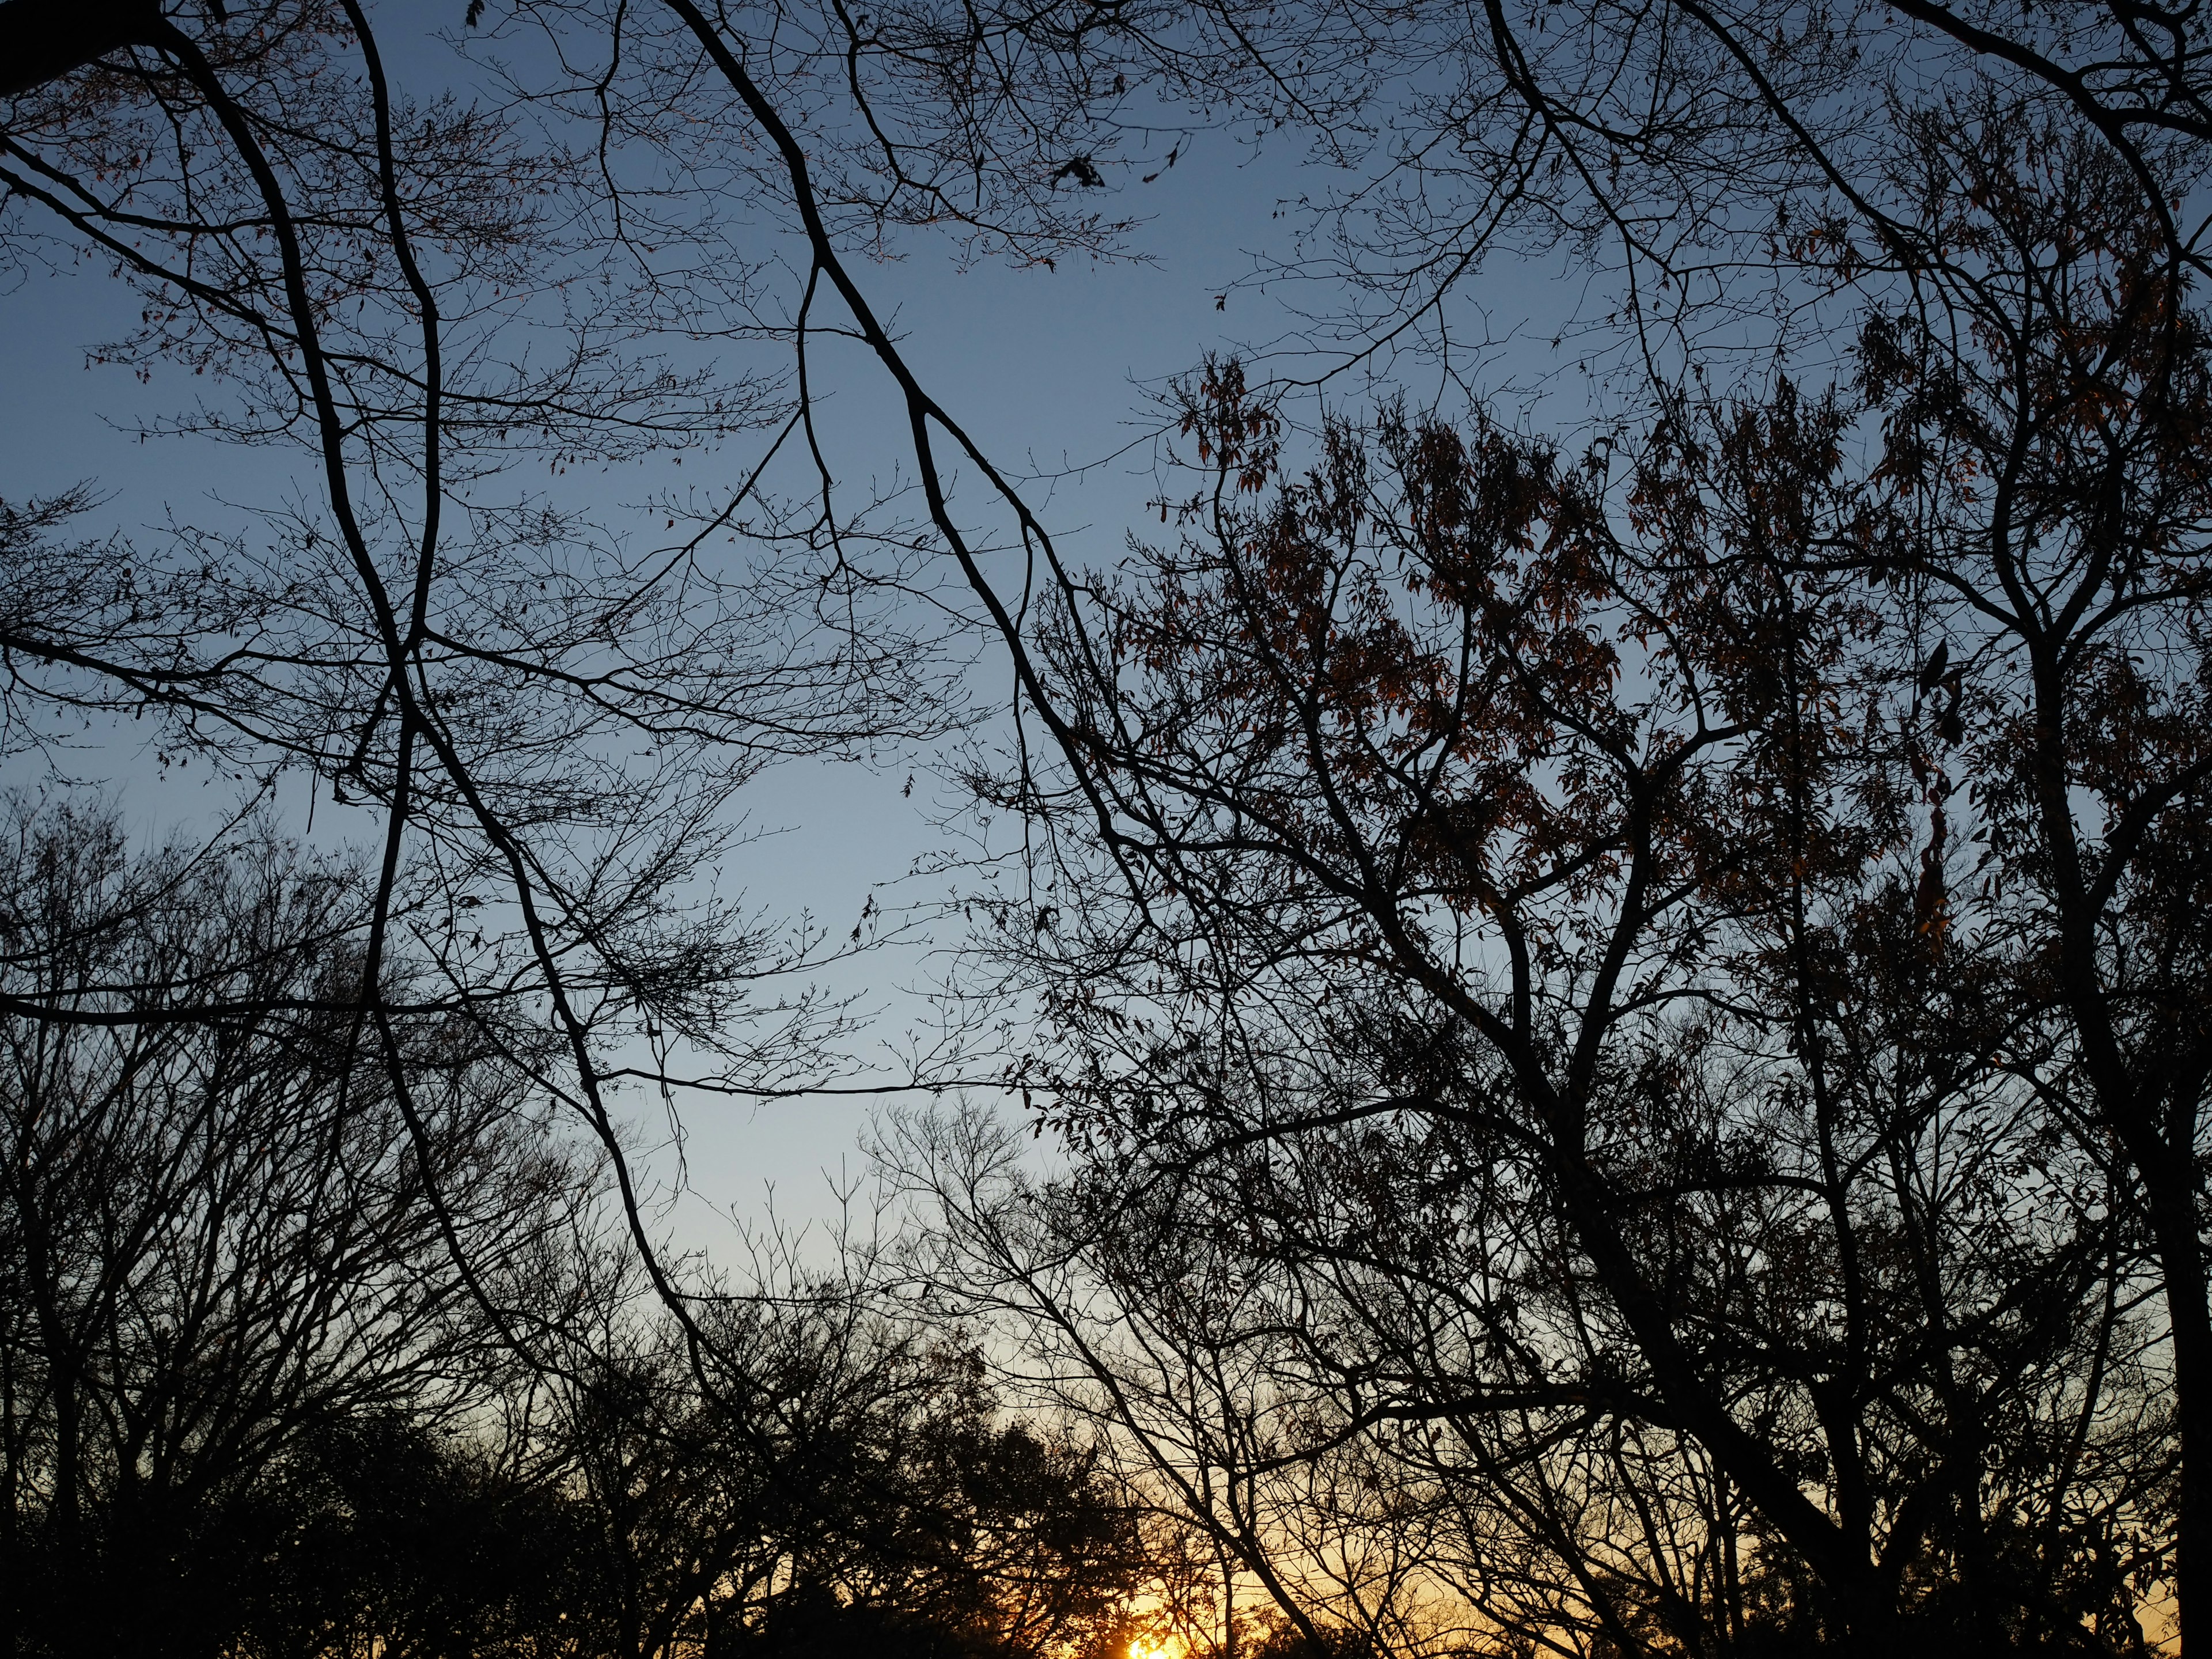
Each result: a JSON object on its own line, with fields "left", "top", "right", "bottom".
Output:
{"left": 0, "top": 798, "right": 603, "bottom": 1658}
{"left": 0, "top": 0, "right": 998, "bottom": 1400}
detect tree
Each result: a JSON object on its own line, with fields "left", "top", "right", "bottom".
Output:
{"left": 544, "top": 1264, "right": 1145, "bottom": 1659}
{"left": 906, "top": 217, "right": 2197, "bottom": 1638}
{"left": 0, "top": 797, "right": 1141, "bottom": 1659}
{"left": 12, "top": 0, "right": 2212, "bottom": 1647}
{"left": 0, "top": 0, "right": 994, "bottom": 1395}
{"left": 892, "top": 1103, "right": 1481, "bottom": 1659}
{"left": 238, "top": 1413, "right": 613, "bottom": 1659}
{"left": 0, "top": 798, "right": 601, "bottom": 1658}
{"left": 1845, "top": 105, "right": 2212, "bottom": 1647}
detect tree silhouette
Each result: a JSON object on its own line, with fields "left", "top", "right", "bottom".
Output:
{"left": 909, "top": 140, "right": 2202, "bottom": 1635}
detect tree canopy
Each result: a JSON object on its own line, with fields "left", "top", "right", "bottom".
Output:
{"left": 3, "top": 0, "right": 2210, "bottom": 1652}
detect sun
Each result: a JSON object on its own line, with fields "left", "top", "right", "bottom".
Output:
{"left": 1128, "top": 1638, "right": 1182, "bottom": 1659}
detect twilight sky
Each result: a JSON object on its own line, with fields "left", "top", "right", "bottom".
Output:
{"left": 0, "top": 2, "right": 1578, "bottom": 1253}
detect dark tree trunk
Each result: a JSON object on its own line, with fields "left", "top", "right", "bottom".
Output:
{"left": 0, "top": 0, "right": 168, "bottom": 99}
{"left": 2142, "top": 1150, "right": 2211, "bottom": 1652}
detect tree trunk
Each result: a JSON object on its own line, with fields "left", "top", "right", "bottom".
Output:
{"left": 2144, "top": 1152, "right": 2211, "bottom": 1651}
{"left": 0, "top": 0, "right": 168, "bottom": 100}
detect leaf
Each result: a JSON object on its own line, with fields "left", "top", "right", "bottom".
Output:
{"left": 1918, "top": 639, "right": 1949, "bottom": 692}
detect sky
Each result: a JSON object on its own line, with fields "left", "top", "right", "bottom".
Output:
{"left": 0, "top": 1, "right": 1578, "bottom": 1255}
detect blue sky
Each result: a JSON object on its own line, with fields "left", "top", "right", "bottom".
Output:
{"left": 0, "top": 3, "right": 1580, "bottom": 1252}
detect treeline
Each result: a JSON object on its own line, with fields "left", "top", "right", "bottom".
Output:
{"left": 0, "top": 804, "right": 1140, "bottom": 1659}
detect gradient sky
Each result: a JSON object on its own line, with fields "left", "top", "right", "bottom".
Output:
{"left": 0, "top": 3, "right": 1577, "bottom": 1254}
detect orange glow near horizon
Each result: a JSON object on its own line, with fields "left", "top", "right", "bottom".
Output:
{"left": 1128, "top": 1638, "right": 1183, "bottom": 1659}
